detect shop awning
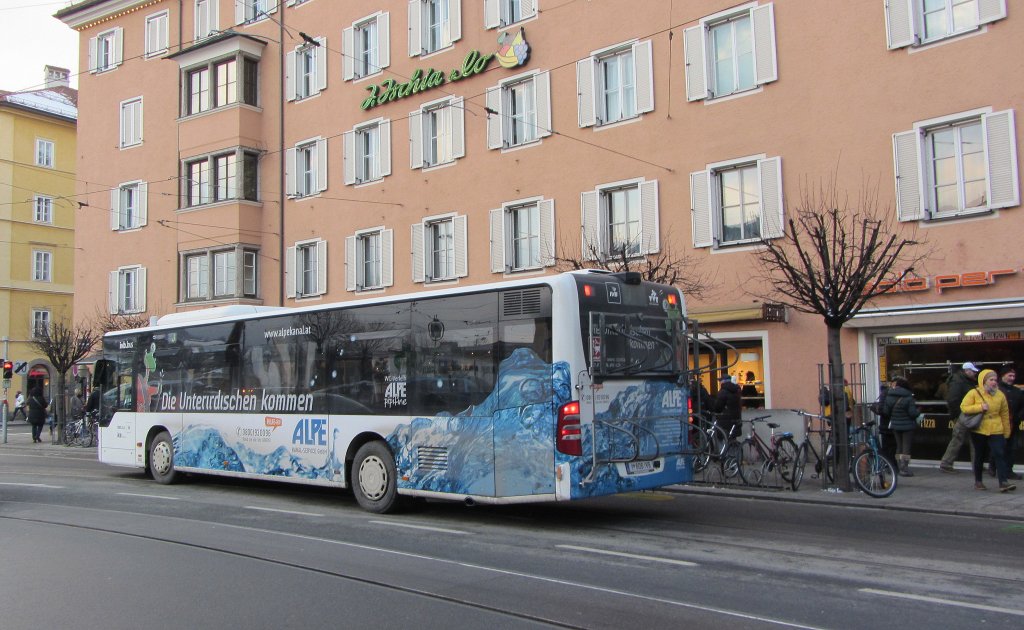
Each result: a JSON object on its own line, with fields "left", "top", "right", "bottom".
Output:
{"left": 689, "top": 303, "right": 787, "bottom": 324}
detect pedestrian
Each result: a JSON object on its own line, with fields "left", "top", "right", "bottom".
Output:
{"left": 11, "top": 390, "right": 27, "bottom": 422}
{"left": 713, "top": 373, "right": 742, "bottom": 440}
{"left": 26, "top": 387, "right": 49, "bottom": 444}
{"left": 938, "top": 362, "right": 980, "bottom": 473}
{"left": 995, "top": 366, "right": 1023, "bottom": 480}
{"left": 70, "top": 389, "right": 85, "bottom": 420}
{"left": 883, "top": 376, "right": 921, "bottom": 477}
{"left": 960, "top": 369, "right": 1015, "bottom": 492}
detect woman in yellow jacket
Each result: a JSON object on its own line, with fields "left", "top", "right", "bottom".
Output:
{"left": 960, "top": 369, "right": 1015, "bottom": 492}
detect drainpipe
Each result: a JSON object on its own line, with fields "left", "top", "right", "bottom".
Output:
{"left": 278, "top": 10, "right": 286, "bottom": 305}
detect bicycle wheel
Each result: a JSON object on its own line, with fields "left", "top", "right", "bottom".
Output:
{"left": 63, "top": 421, "right": 78, "bottom": 446}
{"left": 689, "top": 421, "right": 710, "bottom": 473}
{"left": 775, "top": 437, "right": 799, "bottom": 483}
{"left": 791, "top": 442, "right": 808, "bottom": 491}
{"left": 738, "top": 439, "right": 766, "bottom": 486}
{"left": 708, "top": 424, "right": 730, "bottom": 460}
{"left": 852, "top": 450, "right": 897, "bottom": 498}
{"left": 721, "top": 441, "right": 742, "bottom": 479}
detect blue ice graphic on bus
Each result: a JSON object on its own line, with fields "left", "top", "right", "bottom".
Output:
{"left": 171, "top": 347, "right": 690, "bottom": 497}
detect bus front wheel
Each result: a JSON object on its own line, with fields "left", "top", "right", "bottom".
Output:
{"left": 352, "top": 441, "right": 399, "bottom": 513}
{"left": 149, "top": 431, "right": 179, "bottom": 485}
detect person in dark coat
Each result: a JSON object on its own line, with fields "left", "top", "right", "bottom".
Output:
{"left": 939, "top": 362, "right": 980, "bottom": 473}
{"left": 883, "top": 376, "right": 921, "bottom": 477}
{"left": 26, "top": 387, "right": 49, "bottom": 444}
{"left": 996, "top": 367, "right": 1023, "bottom": 480}
{"left": 714, "top": 374, "right": 743, "bottom": 439}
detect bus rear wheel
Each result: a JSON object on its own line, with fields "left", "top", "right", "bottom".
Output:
{"left": 149, "top": 431, "right": 179, "bottom": 485}
{"left": 352, "top": 441, "right": 400, "bottom": 513}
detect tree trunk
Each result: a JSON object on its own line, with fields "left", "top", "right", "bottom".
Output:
{"left": 55, "top": 371, "right": 67, "bottom": 444}
{"left": 827, "top": 325, "right": 852, "bottom": 491}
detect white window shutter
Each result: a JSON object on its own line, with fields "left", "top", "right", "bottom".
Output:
{"left": 88, "top": 37, "right": 97, "bottom": 73}
{"left": 138, "top": 181, "right": 148, "bottom": 227}
{"left": 285, "top": 147, "right": 297, "bottom": 196}
{"left": 576, "top": 58, "right": 596, "bottom": 128}
{"left": 108, "top": 271, "right": 119, "bottom": 313}
{"left": 892, "top": 130, "right": 924, "bottom": 221}
{"left": 266, "top": 0, "right": 277, "bottom": 15}
{"left": 409, "top": 109, "right": 423, "bottom": 168}
{"left": 235, "top": 0, "right": 245, "bottom": 25}
{"left": 136, "top": 267, "right": 147, "bottom": 312}
{"left": 316, "top": 38, "right": 328, "bottom": 92}
{"left": 983, "top": 110, "right": 1019, "bottom": 210}
{"left": 535, "top": 71, "right": 552, "bottom": 138}
{"left": 408, "top": 0, "right": 421, "bottom": 56}
{"left": 209, "top": 0, "right": 219, "bottom": 32}
{"left": 346, "top": 235, "right": 357, "bottom": 290}
{"left": 540, "top": 198, "right": 555, "bottom": 267}
{"left": 342, "top": 27, "right": 354, "bottom": 80}
{"left": 581, "top": 190, "right": 600, "bottom": 260}
{"left": 633, "top": 40, "right": 655, "bottom": 115}
{"left": 285, "top": 246, "right": 296, "bottom": 298}
{"left": 411, "top": 223, "right": 425, "bottom": 282}
{"left": 135, "top": 100, "right": 143, "bottom": 143}
{"left": 486, "top": 87, "right": 502, "bottom": 149}
{"left": 690, "top": 170, "right": 713, "bottom": 247}
{"left": 640, "top": 180, "right": 660, "bottom": 254}
{"left": 448, "top": 0, "right": 462, "bottom": 44}
{"left": 316, "top": 137, "right": 328, "bottom": 192}
{"left": 343, "top": 130, "right": 356, "bottom": 185}
{"left": 382, "top": 229, "right": 394, "bottom": 287}
{"left": 316, "top": 240, "right": 328, "bottom": 295}
{"left": 451, "top": 98, "right": 465, "bottom": 159}
{"left": 751, "top": 3, "right": 778, "bottom": 85}
{"left": 489, "top": 208, "right": 505, "bottom": 272}
{"left": 454, "top": 214, "right": 468, "bottom": 277}
{"left": 978, "top": 0, "right": 1007, "bottom": 25}
{"left": 114, "top": 27, "right": 124, "bottom": 66}
{"left": 484, "top": 0, "right": 499, "bottom": 29}
{"left": 110, "top": 188, "right": 120, "bottom": 230}
{"left": 285, "top": 50, "right": 296, "bottom": 101}
{"left": 758, "top": 157, "right": 784, "bottom": 239}
{"left": 683, "top": 25, "right": 707, "bottom": 102}
{"left": 380, "top": 120, "right": 392, "bottom": 177}
{"left": 885, "top": 0, "right": 916, "bottom": 49}
{"left": 522, "top": 0, "right": 537, "bottom": 20}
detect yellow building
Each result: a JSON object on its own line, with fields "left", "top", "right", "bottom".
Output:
{"left": 0, "top": 66, "right": 77, "bottom": 407}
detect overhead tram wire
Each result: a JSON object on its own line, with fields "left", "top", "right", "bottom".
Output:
{"left": 155, "top": 219, "right": 280, "bottom": 263}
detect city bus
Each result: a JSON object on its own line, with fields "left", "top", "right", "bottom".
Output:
{"left": 91, "top": 270, "right": 695, "bottom": 513}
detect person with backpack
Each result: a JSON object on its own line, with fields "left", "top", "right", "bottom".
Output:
{"left": 939, "top": 362, "right": 980, "bottom": 473}
{"left": 883, "top": 376, "right": 921, "bottom": 477}
{"left": 26, "top": 387, "right": 48, "bottom": 444}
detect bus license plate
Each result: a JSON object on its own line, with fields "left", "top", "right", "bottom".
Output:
{"left": 626, "top": 460, "right": 657, "bottom": 475}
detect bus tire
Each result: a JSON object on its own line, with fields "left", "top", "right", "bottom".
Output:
{"left": 149, "top": 431, "right": 179, "bottom": 485}
{"left": 352, "top": 441, "right": 399, "bottom": 513}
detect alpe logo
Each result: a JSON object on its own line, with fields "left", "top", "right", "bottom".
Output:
{"left": 292, "top": 418, "right": 328, "bottom": 446}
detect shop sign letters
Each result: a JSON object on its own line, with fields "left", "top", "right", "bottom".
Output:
{"left": 870, "top": 268, "right": 1018, "bottom": 295}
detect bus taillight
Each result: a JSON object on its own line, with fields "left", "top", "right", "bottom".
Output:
{"left": 557, "top": 401, "right": 582, "bottom": 456}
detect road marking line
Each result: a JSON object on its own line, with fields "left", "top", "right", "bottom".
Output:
{"left": 117, "top": 492, "right": 181, "bottom": 501}
{"left": 557, "top": 544, "right": 698, "bottom": 566}
{"left": 369, "top": 520, "right": 469, "bottom": 535}
{"left": 860, "top": 588, "right": 1024, "bottom": 617}
{"left": 244, "top": 506, "right": 324, "bottom": 517}
{"left": 0, "top": 482, "right": 64, "bottom": 488}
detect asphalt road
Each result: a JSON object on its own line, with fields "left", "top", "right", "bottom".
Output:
{"left": 1, "top": 442, "right": 1022, "bottom": 629}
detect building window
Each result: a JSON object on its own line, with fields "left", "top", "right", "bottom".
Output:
{"left": 286, "top": 239, "right": 327, "bottom": 298}
{"left": 347, "top": 229, "right": 394, "bottom": 291}
{"left": 33, "top": 196, "right": 53, "bottom": 224}
{"left": 31, "top": 310, "right": 51, "bottom": 339}
{"left": 577, "top": 40, "right": 653, "bottom": 127}
{"left": 238, "top": 0, "right": 274, "bottom": 24}
{"left": 109, "top": 266, "right": 146, "bottom": 314}
{"left": 886, "top": 0, "right": 1006, "bottom": 48}
{"left": 89, "top": 28, "right": 123, "bottom": 73}
{"left": 243, "top": 250, "right": 257, "bottom": 296}
{"left": 184, "top": 55, "right": 257, "bottom": 116}
{"left": 146, "top": 11, "right": 169, "bottom": 57}
{"left": 112, "top": 181, "right": 147, "bottom": 231}
{"left": 484, "top": 0, "right": 537, "bottom": 28}
{"left": 410, "top": 98, "right": 464, "bottom": 168}
{"left": 33, "top": 250, "right": 52, "bottom": 282}
{"left": 893, "top": 109, "right": 1019, "bottom": 221}
{"left": 184, "top": 149, "right": 259, "bottom": 207}
{"left": 412, "top": 215, "right": 466, "bottom": 283}
{"left": 182, "top": 247, "right": 259, "bottom": 302}
{"left": 409, "top": 0, "right": 461, "bottom": 56}
{"left": 489, "top": 200, "right": 556, "bottom": 273}
{"left": 345, "top": 13, "right": 389, "bottom": 80}
{"left": 582, "top": 180, "right": 661, "bottom": 259}
{"left": 690, "top": 157, "right": 784, "bottom": 248}
{"left": 287, "top": 138, "right": 327, "bottom": 197}
{"left": 120, "top": 97, "right": 143, "bottom": 147}
{"left": 487, "top": 72, "right": 552, "bottom": 150}
{"left": 213, "top": 251, "right": 236, "bottom": 296}
{"left": 186, "top": 253, "right": 209, "bottom": 299}
{"left": 287, "top": 38, "right": 326, "bottom": 101}
{"left": 35, "top": 139, "right": 54, "bottom": 168}
{"left": 195, "top": 0, "right": 219, "bottom": 40}
{"left": 684, "top": 4, "right": 777, "bottom": 102}
{"left": 344, "top": 119, "right": 391, "bottom": 185}
{"left": 428, "top": 219, "right": 455, "bottom": 281}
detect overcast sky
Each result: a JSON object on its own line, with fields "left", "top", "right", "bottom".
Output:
{"left": 1, "top": 1, "right": 80, "bottom": 92}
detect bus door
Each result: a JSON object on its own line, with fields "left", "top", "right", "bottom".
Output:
{"left": 93, "top": 354, "right": 139, "bottom": 466}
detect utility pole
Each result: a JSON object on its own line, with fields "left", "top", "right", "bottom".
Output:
{"left": 2, "top": 336, "right": 9, "bottom": 444}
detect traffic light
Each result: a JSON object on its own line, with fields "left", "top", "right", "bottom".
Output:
{"left": 3, "top": 361, "right": 12, "bottom": 380}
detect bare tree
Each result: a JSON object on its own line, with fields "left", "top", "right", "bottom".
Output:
{"left": 31, "top": 318, "right": 102, "bottom": 442}
{"left": 94, "top": 310, "right": 150, "bottom": 334}
{"left": 748, "top": 178, "right": 928, "bottom": 490}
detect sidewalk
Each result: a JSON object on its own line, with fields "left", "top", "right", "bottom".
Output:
{"left": 670, "top": 460, "right": 1024, "bottom": 522}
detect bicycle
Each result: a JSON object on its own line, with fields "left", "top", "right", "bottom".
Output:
{"left": 63, "top": 411, "right": 98, "bottom": 447}
{"left": 690, "top": 411, "right": 742, "bottom": 479}
{"left": 791, "top": 409, "right": 835, "bottom": 491}
{"left": 736, "top": 415, "right": 799, "bottom": 487}
{"left": 848, "top": 421, "right": 897, "bottom": 498}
